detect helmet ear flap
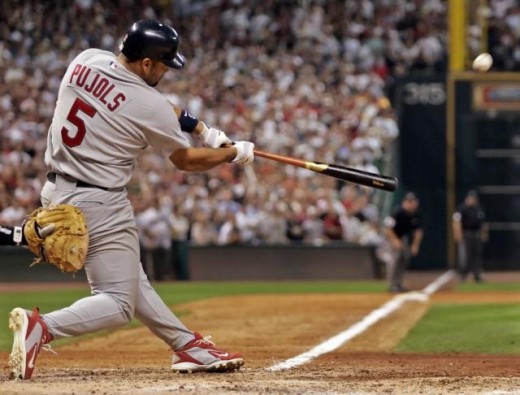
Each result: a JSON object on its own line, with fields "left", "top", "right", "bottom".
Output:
{"left": 170, "top": 53, "right": 185, "bottom": 69}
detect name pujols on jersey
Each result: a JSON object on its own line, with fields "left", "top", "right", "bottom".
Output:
{"left": 68, "top": 62, "right": 127, "bottom": 112}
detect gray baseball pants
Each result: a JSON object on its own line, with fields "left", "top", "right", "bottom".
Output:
{"left": 39, "top": 174, "right": 193, "bottom": 350}
{"left": 389, "top": 240, "right": 411, "bottom": 291}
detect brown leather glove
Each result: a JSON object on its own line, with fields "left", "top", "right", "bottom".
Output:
{"left": 24, "top": 204, "right": 89, "bottom": 273}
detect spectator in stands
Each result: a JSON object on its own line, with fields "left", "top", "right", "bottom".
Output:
{"left": 286, "top": 205, "right": 306, "bottom": 243}
{"left": 136, "top": 196, "right": 173, "bottom": 281}
{"left": 322, "top": 202, "right": 344, "bottom": 242}
{"left": 217, "top": 211, "right": 241, "bottom": 245}
{"left": 190, "top": 209, "right": 218, "bottom": 246}
{"left": 12, "top": 0, "right": 517, "bottom": 250}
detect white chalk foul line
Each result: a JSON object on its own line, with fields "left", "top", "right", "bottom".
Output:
{"left": 267, "top": 270, "right": 455, "bottom": 372}
{"left": 422, "top": 269, "right": 456, "bottom": 295}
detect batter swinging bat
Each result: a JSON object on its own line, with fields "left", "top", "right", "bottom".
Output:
{"left": 253, "top": 150, "right": 398, "bottom": 192}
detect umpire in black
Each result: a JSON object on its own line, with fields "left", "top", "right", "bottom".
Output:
{"left": 452, "top": 190, "right": 488, "bottom": 282}
{"left": 383, "top": 192, "right": 423, "bottom": 292}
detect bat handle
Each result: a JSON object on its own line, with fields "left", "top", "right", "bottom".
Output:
{"left": 254, "top": 150, "right": 307, "bottom": 168}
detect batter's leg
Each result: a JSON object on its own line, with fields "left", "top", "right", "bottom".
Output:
{"left": 42, "top": 246, "right": 140, "bottom": 339}
{"left": 134, "top": 265, "right": 194, "bottom": 349}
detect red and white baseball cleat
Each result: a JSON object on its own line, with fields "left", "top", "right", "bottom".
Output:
{"left": 8, "top": 307, "right": 53, "bottom": 380}
{"left": 172, "top": 332, "right": 244, "bottom": 373}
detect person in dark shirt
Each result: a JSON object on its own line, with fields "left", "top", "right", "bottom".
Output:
{"left": 452, "top": 190, "right": 488, "bottom": 282}
{"left": 383, "top": 192, "right": 423, "bottom": 292}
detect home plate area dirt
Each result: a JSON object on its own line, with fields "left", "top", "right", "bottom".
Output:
{"left": 2, "top": 290, "right": 520, "bottom": 394}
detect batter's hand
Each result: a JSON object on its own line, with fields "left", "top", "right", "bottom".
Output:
{"left": 199, "top": 123, "right": 232, "bottom": 148}
{"left": 231, "top": 141, "right": 254, "bottom": 165}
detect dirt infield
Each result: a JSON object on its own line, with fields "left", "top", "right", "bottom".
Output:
{"left": 1, "top": 275, "right": 520, "bottom": 394}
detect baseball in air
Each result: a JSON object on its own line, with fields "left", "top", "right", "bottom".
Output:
{"left": 472, "top": 53, "right": 493, "bottom": 72}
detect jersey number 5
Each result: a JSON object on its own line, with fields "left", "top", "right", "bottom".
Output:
{"left": 61, "top": 98, "right": 97, "bottom": 147}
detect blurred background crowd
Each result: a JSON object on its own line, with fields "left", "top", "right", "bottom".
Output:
{"left": 1, "top": 0, "right": 518, "bottom": 269}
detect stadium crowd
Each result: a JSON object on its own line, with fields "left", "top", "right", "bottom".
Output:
{"left": 1, "top": 0, "right": 518, "bottom": 267}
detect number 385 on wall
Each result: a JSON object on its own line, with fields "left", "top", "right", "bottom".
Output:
{"left": 403, "top": 83, "right": 446, "bottom": 106}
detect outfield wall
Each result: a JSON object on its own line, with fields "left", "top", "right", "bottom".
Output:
{"left": 188, "top": 244, "right": 379, "bottom": 281}
{"left": 0, "top": 244, "right": 379, "bottom": 282}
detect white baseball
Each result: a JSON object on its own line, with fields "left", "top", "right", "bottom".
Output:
{"left": 472, "top": 53, "right": 493, "bottom": 72}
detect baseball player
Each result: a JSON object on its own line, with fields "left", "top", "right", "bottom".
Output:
{"left": 383, "top": 192, "right": 423, "bottom": 293}
{"left": 8, "top": 19, "right": 252, "bottom": 380}
{"left": 453, "top": 190, "right": 488, "bottom": 282}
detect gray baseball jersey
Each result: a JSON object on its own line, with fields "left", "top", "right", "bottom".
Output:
{"left": 45, "top": 48, "right": 190, "bottom": 188}
{"left": 40, "top": 48, "right": 194, "bottom": 350}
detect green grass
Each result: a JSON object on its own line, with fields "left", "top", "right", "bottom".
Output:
{"left": 455, "top": 281, "right": 520, "bottom": 292}
{"left": 0, "top": 280, "right": 386, "bottom": 351}
{"left": 396, "top": 303, "right": 520, "bottom": 354}
{"left": 153, "top": 280, "right": 387, "bottom": 304}
{"left": 4, "top": 280, "right": 519, "bottom": 356}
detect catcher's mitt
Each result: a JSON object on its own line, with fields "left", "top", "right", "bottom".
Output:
{"left": 24, "top": 204, "right": 89, "bottom": 273}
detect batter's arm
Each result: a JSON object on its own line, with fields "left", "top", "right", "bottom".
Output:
{"left": 171, "top": 104, "right": 232, "bottom": 148}
{"left": 171, "top": 104, "right": 198, "bottom": 131}
{"left": 169, "top": 146, "right": 237, "bottom": 172}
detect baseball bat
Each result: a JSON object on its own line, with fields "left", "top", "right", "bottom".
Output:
{"left": 253, "top": 150, "right": 398, "bottom": 192}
